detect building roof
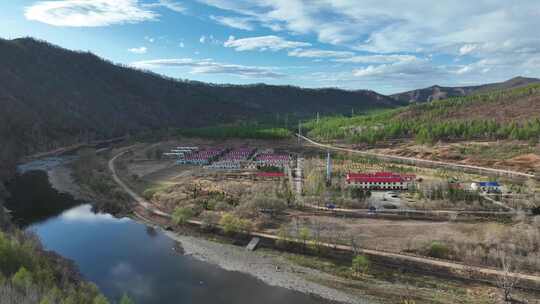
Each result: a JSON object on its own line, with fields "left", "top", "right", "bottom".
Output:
{"left": 346, "top": 172, "right": 414, "bottom": 183}
{"left": 478, "top": 182, "right": 500, "bottom": 187}
{"left": 347, "top": 176, "right": 403, "bottom": 183}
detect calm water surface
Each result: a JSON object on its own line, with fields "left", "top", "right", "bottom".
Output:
{"left": 6, "top": 171, "right": 335, "bottom": 304}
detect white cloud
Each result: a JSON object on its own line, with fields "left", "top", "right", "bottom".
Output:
{"left": 199, "top": 35, "right": 220, "bottom": 44}
{"left": 24, "top": 0, "right": 187, "bottom": 27}
{"left": 197, "top": 0, "right": 540, "bottom": 92}
{"left": 144, "top": 36, "right": 155, "bottom": 43}
{"left": 131, "top": 58, "right": 284, "bottom": 78}
{"left": 128, "top": 46, "right": 147, "bottom": 54}
{"left": 224, "top": 35, "right": 310, "bottom": 51}
{"left": 459, "top": 44, "right": 478, "bottom": 56}
{"left": 352, "top": 58, "right": 437, "bottom": 78}
{"left": 455, "top": 65, "right": 473, "bottom": 75}
{"left": 145, "top": 0, "right": 185, "bottom": 13}
{"left": 199, "top": 0, "right": 540, "bottom": 55}
{"left": 210, "top": 15, "right": 253, "bottom": 30}
{"left": 287, "top": 48, "right": 354, "bottom": 58}
{"left": 25, "top": 0, "right": 158, "bottom": 27}
{"left": 335, "top": 54, "right": 418, "bottom": 64}
{"left": 179, "top": 41, "right": 185, "bottom": 48}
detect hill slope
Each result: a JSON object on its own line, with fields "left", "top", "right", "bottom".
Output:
{"left": 391, "top": 76, "right": 540, "bottom": 103}
{"left": 306, "top": 84, "right": 540, "bottom": 144}
{"left": 0, "top": 37, "right": 401, "bottom": 176}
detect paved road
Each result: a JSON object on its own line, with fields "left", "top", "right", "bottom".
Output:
{"left": 108, "top": 149, "right": 540, "bottom": 290}
{"left": 297, "top": 134, "right": 535, "bottom": 179}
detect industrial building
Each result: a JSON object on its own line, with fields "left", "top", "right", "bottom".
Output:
{"left": 345, "top": 172, "right": 416, "bottom": 190}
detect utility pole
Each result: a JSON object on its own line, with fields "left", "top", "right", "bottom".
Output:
{"left": 326, "top": 150, "right": 332, "bottom": 186}
{"left": 298, "top": 120, "right": 302, "bottom": 145}
{"left": 316, "top": 112, "right": 320, "bottom": 124}
{"left": 351, "top": 108, "right": 354, "bottom": 117}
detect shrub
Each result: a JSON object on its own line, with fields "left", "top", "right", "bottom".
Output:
{"left": 427, "top": 241, "right": 450, "bottom": 259}
{"left": 352, "top": 255, "right": 370, "bottom": 275}
{"left": 219, "top": 213, "right": 252, "bottom": 234}
{"left": 276, "top": 225, "right": 290, "bottom": 248}
{"left": 11, "top": 267, "right": 33, "bottom": 290}
{"left": 142, "top": 188, "right": 158, "bottom": 200}
{"left": 172, "top": 207, "right": 195, "bottom": 225}
{"left": 298, "top": 227, "right": 311, "bottom": 249}
{"left": 119, "top": 294, "right": 134, "bottom": 304}
{"left": 92, "top": 294, "right": 110, "bottom": 304}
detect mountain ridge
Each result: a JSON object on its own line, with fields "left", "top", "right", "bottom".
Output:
{"left": 391, "top": 76, "right": 540, "bottom": 103}
{"left": 0, "top": 37, "right": 402, "bottom": 177}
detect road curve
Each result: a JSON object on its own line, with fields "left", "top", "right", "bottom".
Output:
{"left": 108, "top": 149, "right": 170, "bottom": 218}
{"left": 297, "top": 134, "right": 535, "bottom": 179}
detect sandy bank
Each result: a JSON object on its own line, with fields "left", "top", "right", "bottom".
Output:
{"left": 47, "top": 165, "right": 86, "bottom": 201}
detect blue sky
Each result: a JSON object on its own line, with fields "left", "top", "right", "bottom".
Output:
{"left": 2, "top": 0, "right": 540, "bottom": 94}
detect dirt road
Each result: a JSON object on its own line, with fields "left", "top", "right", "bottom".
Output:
{"left": 108, "top": 149, "right": 170, "bottom": 218}
{"left": 297, "top": 134, "right": 535, "bottom": 179}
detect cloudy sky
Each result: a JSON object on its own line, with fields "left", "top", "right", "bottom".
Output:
{"left": 2, "top": 0, "right": 540, "bottom": 94}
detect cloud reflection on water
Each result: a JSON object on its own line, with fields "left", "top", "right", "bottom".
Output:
{"left": 61, "top": 205, "right": 130, "bottom": 223}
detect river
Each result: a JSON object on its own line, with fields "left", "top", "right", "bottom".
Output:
{"left": 5, "top": 170, "right": 343, "bottom": 304}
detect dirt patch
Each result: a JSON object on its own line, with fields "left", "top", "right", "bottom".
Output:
{"left": 371, "top": 141, "right": 540, "bottom": 174}
{"left": 497, "top": 153, "right": 540, "bottom": 171}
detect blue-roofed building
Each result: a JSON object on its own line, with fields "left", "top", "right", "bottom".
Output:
{"left": 471, "top": 181, "right": 501, "bottom": 193}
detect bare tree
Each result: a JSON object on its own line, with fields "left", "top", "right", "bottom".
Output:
{"left": 496, "top": 249, "right": 521, "bottom": 303}
{"left": 349, "top": 233, "right": 359, "bottom": 255}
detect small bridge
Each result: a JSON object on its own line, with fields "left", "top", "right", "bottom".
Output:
{"left": 246, "top": 237, "right": 261, "bottom": 251}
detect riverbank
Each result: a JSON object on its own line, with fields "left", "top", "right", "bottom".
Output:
{"left": 48, "top": 164, "right": 86, "bottom": 201}
{"left": 165, "top": 231, "right": 370, "bottom": 304}
{"left": 48, "top": 160, "right": 370, "bottom": 304}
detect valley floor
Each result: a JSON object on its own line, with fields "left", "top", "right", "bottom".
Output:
{"left": 92, "top": 138, "right": 540, "bottom": 304}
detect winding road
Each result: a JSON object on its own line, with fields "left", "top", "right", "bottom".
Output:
{"left": 108, "top": 149, "right": 170, "bottom": 218}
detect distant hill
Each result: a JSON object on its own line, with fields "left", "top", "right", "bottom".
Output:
{"left": 0, "top": 37, "right": 401, "bottom": 173}
{"left": 391, "top": 76, "right": 540, "bottom": 103}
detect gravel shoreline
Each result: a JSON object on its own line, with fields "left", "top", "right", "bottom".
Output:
{"left": 165, "top": 231, "right": 373, "bottom": 304}
{"left": 48, "top": 164, "right": 86, "bottom": 201}
{"left": 45, "top": 160, "right": 374, "bottom": 304}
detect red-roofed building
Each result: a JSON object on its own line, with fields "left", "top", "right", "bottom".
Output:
{"left": 346, "top": 172, "right": 415, "bottom": 190}
{"left": 256, "top": 172, "right": 286, "bottom": 180}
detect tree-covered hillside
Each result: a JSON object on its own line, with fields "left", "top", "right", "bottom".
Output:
{"left": 0, "top": 37, "right": 402, "bottom": 175}
{"left": 306, "top": 84, "right": 540, "bottom": 144}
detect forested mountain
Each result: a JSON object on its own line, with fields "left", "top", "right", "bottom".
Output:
{"left": 306, "top": 84, "right": 540, "bottom": 145}
{"left": 0, "top": 37, "right": 402, "bottom": 178}
{"left": 391, "top": 76, "right": 540, "bottom": 103}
